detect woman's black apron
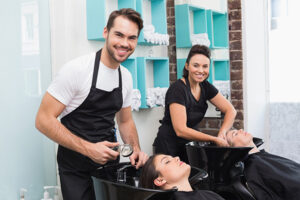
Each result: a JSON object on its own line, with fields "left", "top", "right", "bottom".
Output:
{"left": 154, "top": 77, "right": 208, "bottom": 163}
{"left": 57, "top": 49, "right": 123, "bottom": 200}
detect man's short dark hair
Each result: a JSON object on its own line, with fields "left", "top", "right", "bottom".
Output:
{"left": 106, "top": 8, "right": 143, "bottom": 36}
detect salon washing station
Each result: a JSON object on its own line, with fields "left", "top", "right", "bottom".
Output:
{"left": 186, "top": 137, "right": 263, "bottom": 200}
{"left": 92, "top": 162, "right": 208, "bottom": 200}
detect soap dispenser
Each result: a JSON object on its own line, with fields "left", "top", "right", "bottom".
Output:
{"left": 53, "top": 186, "right": 60, "bottom": 200}
{"left": 41, "top": 186, "right": 53, "bottom": 200}
{"left": 20, "top": 188, "right": 27, "bottom": 200}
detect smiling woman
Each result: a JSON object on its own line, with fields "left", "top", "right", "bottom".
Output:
{"left": 153, "top": 45, "right": 236, "bottom": 163}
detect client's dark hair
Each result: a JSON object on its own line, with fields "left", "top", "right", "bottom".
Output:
{"left": 139, "top": 155, "right": 161, "bottom": 189}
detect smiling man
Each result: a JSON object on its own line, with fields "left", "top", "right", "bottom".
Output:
{"left": 35, "top": 8, "right": 148, "bottom": 200}
{"left": 226, "top": 129, "right": 300, "bottom": 200}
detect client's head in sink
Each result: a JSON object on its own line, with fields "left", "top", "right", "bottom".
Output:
{"left": 139, "top": 154, "right": 191, "bottom": 191}
{"left": 139, "top": 154, "right": 225, "bottom": 199}
{"left": 226, "top": 129, "right": 259, "bottom": 154}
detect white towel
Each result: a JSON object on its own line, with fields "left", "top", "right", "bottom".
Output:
{"left": 143, "top": 24, "right": 169, "bottom": 45}
{"left": 191, "top": 33, "right": 211, "bottom": 47}
{"left": 131, "top": 89, "right": 141, "bottom": 111}
{"left": 146, "top": 87, "right": 168, "bottom": 107}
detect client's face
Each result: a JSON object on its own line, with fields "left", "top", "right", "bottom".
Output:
{"left": 154, "top": 155, "right": 191, "bottom": 185}
{"left": 226, "top": 129, "right": 253, "bottom": 147}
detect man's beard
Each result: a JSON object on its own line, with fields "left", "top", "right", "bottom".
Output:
{"left": 106, "top": 40, "right": 132, "bottom": 63}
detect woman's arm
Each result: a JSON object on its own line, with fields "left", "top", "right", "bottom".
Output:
{"left": 209, "top": 92, "right": 237, "bottom": 138}
{"left": 169, "top": 103, "right": 228, "bottom": 146}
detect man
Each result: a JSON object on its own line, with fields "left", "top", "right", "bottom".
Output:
{"left": 226, "top": 129, "right": 300, "bottom": 200}
{"left": 35, "top": 8, "right": 148, "bottom": 200}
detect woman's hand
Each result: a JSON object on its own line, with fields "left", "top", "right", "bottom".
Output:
{"left": 217, "top": 129, "right": 227, "bottom": 140}
{"left": 213, "top": 137, "right": 229, "bottom": 147}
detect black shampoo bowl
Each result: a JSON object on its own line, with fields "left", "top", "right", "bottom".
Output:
{"left": 186, "top": 142, "right": 252, "bottom": 184}
{"left": 186, "top": 137, "right": 264, "bottom": 184}
{"left": 186, "top": 142, "right": 256, "bottom": 200}
{"left": 92, "top": 162, "right": 176, "bottom": 200}
{"left": 92, "top": 162, "right": 208, "bottom": 200}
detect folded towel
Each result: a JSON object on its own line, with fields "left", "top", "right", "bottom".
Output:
{"left": 191, "top": 33, "right": 211, "bottom": 47}
{"left": 131, "top": 89, "right": 141, "bottom": 111}
{"left": 146, "top": 87, "right": 168, "bottom": 107}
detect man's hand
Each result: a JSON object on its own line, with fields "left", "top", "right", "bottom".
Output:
{"left": 85, "top": 141, "right": 120, "bottom": 165}
{"left": 129, "top": 150, "right": 148, "bottom": 169}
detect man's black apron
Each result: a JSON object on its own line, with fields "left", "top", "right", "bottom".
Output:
{"left": 57, "top": 49, "right": 122, "bottom": 200}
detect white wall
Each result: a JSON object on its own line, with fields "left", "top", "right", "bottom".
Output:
{"left": 242, "top": 0, "right": 270, "bottom": 143}
{"left": 49, "top": 0, "right": 166, "bottom": 160}
{"left": 0, "top": 0, "right": 57, "bottom": 199}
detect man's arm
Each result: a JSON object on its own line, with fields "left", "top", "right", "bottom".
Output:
{"left": 116, "top": 106, "right": 148, "bottom": 168}
{"left": 35, "top": 92, "right": 119, "bottom": 164}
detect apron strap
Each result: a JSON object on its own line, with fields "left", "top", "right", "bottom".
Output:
{"left": 118, "top": 67, "right": 122, "bottom": 89}
{"left": 92, "top": 49, "right": 122, "bottom": 89}
{"left": 92, "top": 49, "right": 102, "bottom": 88}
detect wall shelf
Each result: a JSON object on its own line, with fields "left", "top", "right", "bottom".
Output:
{"left": 136, "top": 0, "right": 168, "bottom": 45}
{"left": 212, "top": 59, "right": 229, "bottom": 81}
{"left": 86, "top": 0, "right": 137, "bottom": 41}
{"left": 175, "top": 4, "right": 229, "bottom": 49}
{"left": 176, "top": 58, "right": 186, "bottom": 79}
{"left": 86, "top": 0, "right": 107, "bottom": 41}
{"left": 175, "top": 4, "right": 207, "bottom": 48}
{"left": 137, "top": 57, "right": 169, "bottom": 108}
{"left": 86, "top": 0, "right": 168, "bottom": 45}
{"left": 206, "top": 10, "right": 229, "bottom": 48}
{"left": 122, "top": 57, "right": 138, "bottom": 89}
{"left": 122, "top": 57, "right": 169, "bottom": 108}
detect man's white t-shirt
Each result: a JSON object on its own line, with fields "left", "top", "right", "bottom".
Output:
{"left": 47, "top": 52, "right": 133, "bottom": 118}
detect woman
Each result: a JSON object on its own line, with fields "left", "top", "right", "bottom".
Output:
{"left": 153, "top": 45, "right": 236, "bottom": 162}
{"left": 139, "top": 154, "right": 225, "bottom": 200}
{"left": 226, "top": 129, "right": 300, "bottom": 200}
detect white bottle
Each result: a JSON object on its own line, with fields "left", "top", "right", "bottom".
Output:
{"left": 53, "top": 186, "right": 60, "bottom": 200}
{"left": 41, "top": 186, "right": 53, "bottom": 200}
{"left": 20, "top": 188, "right": 27, "bottom": 200}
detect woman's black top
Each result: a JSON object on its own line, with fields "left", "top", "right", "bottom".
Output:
{"left": 153, "top": 78, "right": 218, "bottom": 162}
{"left": 171, "top": 190, "right": 225, "bottom": 200}
{"left": 244, "top": 150, "right": 300, "bottom": 200}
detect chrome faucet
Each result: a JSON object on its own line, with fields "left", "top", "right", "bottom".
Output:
{"left": 117, "top": 164, "right": 132, "bottom": 183}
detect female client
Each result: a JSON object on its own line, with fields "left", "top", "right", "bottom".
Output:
{"left": 139, "top": 154, "right": 225, "bottom": 200}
